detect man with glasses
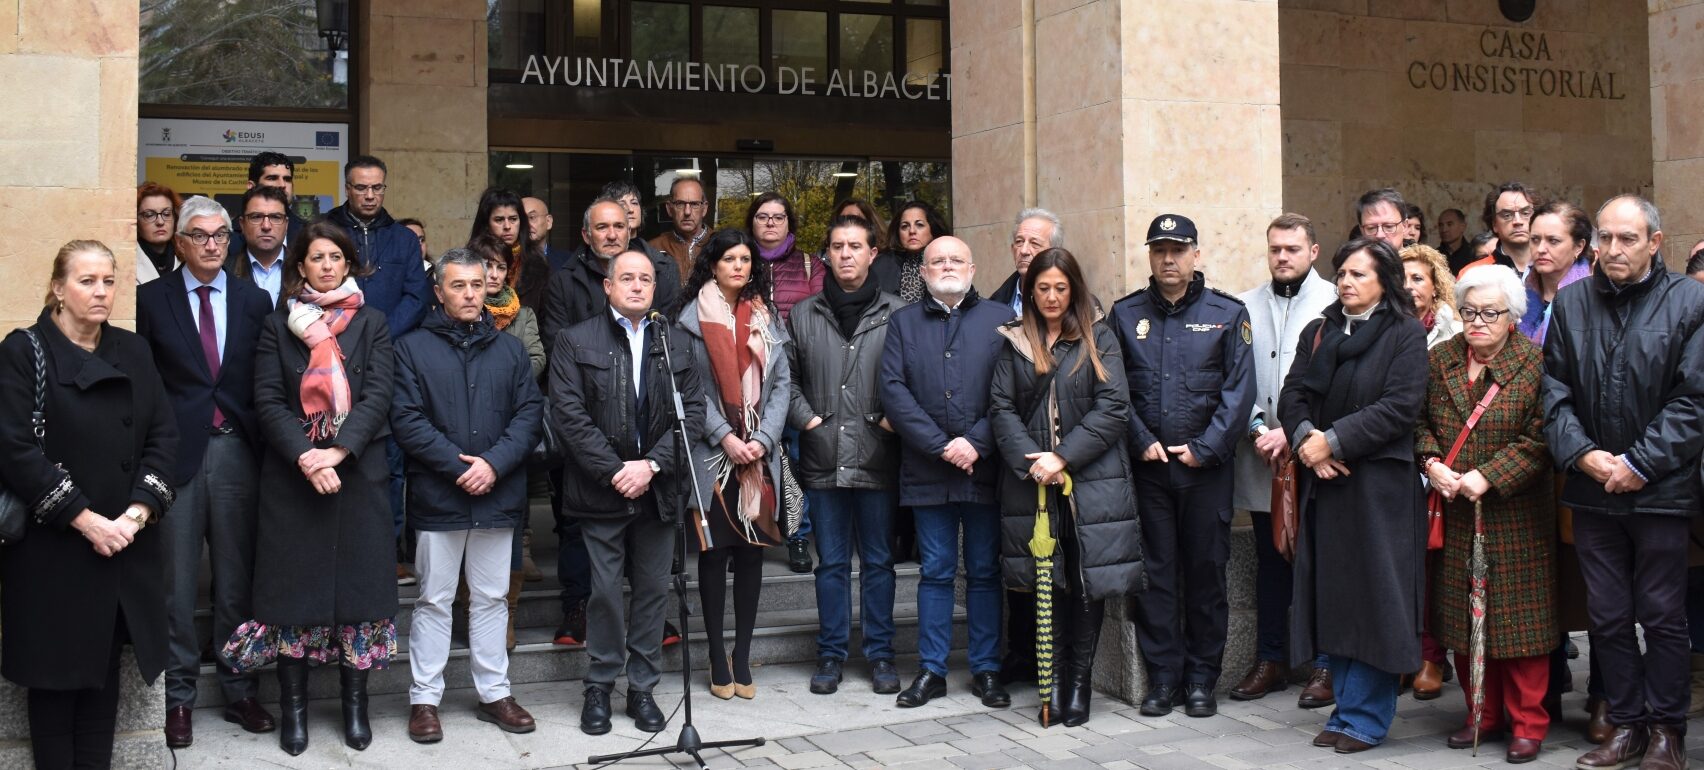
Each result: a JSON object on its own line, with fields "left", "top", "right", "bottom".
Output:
{"left": 647, "top": 176, "right": 715, "bottom": 283}
{"left": 1355, "top": 188, "right": 1410, "bottom": 251}
{"left": 1460, "top": 182, "right": 1539, "bottom": 280}
{"left": 137, "top": 195, "right": 279, "bottom": 748}
{"left": 522, "top": 196, "right": 566, "bottom": 272}
{"left": 1114, "top": 214, "right": 1255, "bottom": 719}
{"left": 228, "top": 151, "right": 304, "bottom": 259}
{"left": 223, "top": 186, "right": 290, "bottom": 308}
{"left": 879, "top": 236, "right": 1012, "bottom": 710}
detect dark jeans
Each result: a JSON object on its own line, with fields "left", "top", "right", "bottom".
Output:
{"left": 29, "top": 612, "right": 126, "bottom": 769}
{"left": 549, "top": 466, "right": 591, "bottom": 611}
{"left": 1574, "top": 511, "right": 1691, "bottom": 727}
{"left": 809, "top": 488, "right": 896, "bottom": 662}
{"left": 914, "top": 502, "right": 1001, "bottom": 676}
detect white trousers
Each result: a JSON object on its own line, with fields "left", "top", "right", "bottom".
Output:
{"left": 409, "top": 528, "right": 514, "bottom": 705}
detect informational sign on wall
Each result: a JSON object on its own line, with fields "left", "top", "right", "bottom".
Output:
{"left": 137, "top": 118, "right": 349, "bottom": 220}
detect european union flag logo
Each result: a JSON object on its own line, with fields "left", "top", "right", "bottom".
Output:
{"left": 315, "top": 132, "right": 339, "bottom": 147}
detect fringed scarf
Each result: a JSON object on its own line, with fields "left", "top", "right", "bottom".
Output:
{"left": 287, "top": 277, "right": 364, "bottom": 441}
{"left": 485, "top": 285, "right": 521, "bottom": 331}
{"left": 697, "top": 282, "right": 780, "bottom": 543}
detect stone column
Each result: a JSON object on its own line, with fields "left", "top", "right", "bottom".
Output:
{"left": 0, "top": 1, "right": 142, "bottom": 332}
{"left": 1652, "top": 0, "right": 1704, "bottom": 263}
{"left": 359, "top": 0, "right": 489, "bottom": 246}
{"left": 950, "top": 0, "right": 1282, "bottom": 703}
{"left": 0, "top": 6, "right": 166, "bottom": 766}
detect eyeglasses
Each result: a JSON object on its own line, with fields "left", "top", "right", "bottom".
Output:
{"left": 138, "top": 209, "right": 173, "bottom": 223}
{"left": 182, "top": 230, "right": 231, "bottom": 246}
{"left": 926, "top": 257, "right": 969, "bottom": 269}
{"left": 348, "top": 183, "right": 387, "bottom": 194}
{"left": 1361, "top": 222, "right": 1403, "bottom": 235}
{"left": 1458, "top": 307, "right": 1510, "bottom": 323}
{"left": 243, "top": 212, "right": 287, "bottom": 225}
{"left": 669, "top": 200, "right": 707, "bottom": 211}
{"left": 753, "top": 214, "right": 787, "bottom": 224}
{"left": 1495, "top": 207, "right": 1535, "bottom": 222}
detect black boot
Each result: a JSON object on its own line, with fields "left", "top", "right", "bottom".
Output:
{"left": 1063, "top": 596, "right": 1105, "bottom": 727}
{"left": 276, "top": 657, "right": 310, "bottom": 756}
{"left": 340, "top": 665, "right": 372, "bottom": 750}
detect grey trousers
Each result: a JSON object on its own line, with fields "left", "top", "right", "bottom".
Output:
{"left": 410, "top": 528, "right": 514, "bottom": 705}
{"left": 163, "top": 434, "right": 259, "bottom": 709}
{"left": 581, "top": 511, "right": 674, "bottom": 693}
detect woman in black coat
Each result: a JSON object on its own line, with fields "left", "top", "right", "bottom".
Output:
{"left": 0, "top": 241, "right": 178, "bottom": 769}
{"left": 225, "top": 223, "right": 397, "bottom": 756}
{"left": 1278, "top": 238, "right": 1429, "bottom": 754}
{"left": 989, "top": 248, "right": 1144, "bottom": 729}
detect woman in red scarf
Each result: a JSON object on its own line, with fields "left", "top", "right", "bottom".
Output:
{"left": 227, "top": 223, "right": 398, "bottom": 756}
{"left": 677, "top": 229, "right": 791, "bottom": 700}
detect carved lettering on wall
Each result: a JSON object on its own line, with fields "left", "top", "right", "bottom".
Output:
{"left": 1406, "top": 29, "right": 1625, "bottom": 100}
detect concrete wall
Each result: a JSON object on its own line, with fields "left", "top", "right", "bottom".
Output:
{"left": 1281, "top": 0, "right": 1653, "bottom": 261}
{"left": 0, "top": 0, "right": 142, "bottom": 333}
{"left": 1651, "top": 0, "right": 1704, "bottom": 265}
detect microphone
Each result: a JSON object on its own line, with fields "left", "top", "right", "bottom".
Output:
{"left": 646, "top": 309, "right": 669, "bottom": 323}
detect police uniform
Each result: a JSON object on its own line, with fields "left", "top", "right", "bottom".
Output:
{"left": 1111, "top": 215, "right": 1255, "bottom": 704}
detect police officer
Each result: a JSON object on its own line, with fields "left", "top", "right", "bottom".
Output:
{"left": 1112, "top": 214, "right": 1255, "bottom": 720}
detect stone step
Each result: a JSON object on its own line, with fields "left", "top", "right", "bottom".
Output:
{"left": 192, "top": 602, "right": 967, "bottom": 707}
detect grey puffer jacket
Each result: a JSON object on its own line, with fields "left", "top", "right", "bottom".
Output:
{"left": 988, "top": 320, "right": 1146, "bottom": 601}
{"left": 785, "top": 290, "right": 902, "bottom": 490}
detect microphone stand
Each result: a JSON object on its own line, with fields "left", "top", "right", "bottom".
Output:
{"left": 588, "top": 310, "right": 765, "bottom": 769}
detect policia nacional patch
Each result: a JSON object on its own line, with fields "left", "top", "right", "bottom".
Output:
{"left": 1241, "top": 320, "right": 1252, "bottom": 344}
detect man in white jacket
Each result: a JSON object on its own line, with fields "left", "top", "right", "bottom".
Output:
{"left": 1228, "top": 213, "right": 1338, "bottom": 707}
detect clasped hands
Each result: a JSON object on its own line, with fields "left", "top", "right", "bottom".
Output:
{"left": 1023, "top": 451, "right": 1066, "bottom": 486}
{"left": 1139, "top": 441, "right": 1203, "bottom": 467}
{"left": 1578, "top": 449, "right": 1645, "bottom": 494}
{"left": 297, "top": 446, "right": 350, "bottom": 495}
{"left": 74, "top": 507, "right": 144, "bottom": 558}
{"left": 1426, "top": 460, "right": 1491, "bottom": 502}
{"left": 1296, "top": 430, "right": 1352, "bottom": 481}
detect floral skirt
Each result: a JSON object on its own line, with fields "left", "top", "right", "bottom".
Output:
{"left": 222, "top": 619, "right": 397, "bottom": 672}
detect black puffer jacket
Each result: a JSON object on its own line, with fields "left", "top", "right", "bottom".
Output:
{"left": 785, "top": 289, "right": 903, "bottom": 490}
{"left": 988, "top": 320, "right": 1145, "bottom": 601}
{"left": 549, "top": 311, "right": 703, "bottom": 520}
{"left": 1543, "top": 266, "right": 1704, "bottom": 516}
{"left": 391, "top": 309, "right": 544, "bottom": 531}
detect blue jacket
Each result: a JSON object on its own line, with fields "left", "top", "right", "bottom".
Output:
{"left": 326, "top": 204, "right": 430, "bottom": 339}
{"left": 1110, "top": 272, "right": 1255, "bottom": 488}
{"left": 391, "top": 309, "right": 544, "bottom": 531}
{"left": 134, "top": 267, "right": 275, "bottom": 484}
{"left": 879, "top": 289, "right": 1009, "bottom": 507}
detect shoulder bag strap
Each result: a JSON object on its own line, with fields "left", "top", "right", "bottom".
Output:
{"left": 1442, "top": 381, "right": 1501, "bottom": 466}
{"left": 9, "top": 329, "right": 45, "bottom": 450}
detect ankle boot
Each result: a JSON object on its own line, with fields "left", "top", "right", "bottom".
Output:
{"left": 1063, "top": 597, "right": 1105, "bottom": 727}
{"left": 507, "top": 570, "right": 523, "bottom": 652}
{"left": 340, "top": 665, "right": 372, "bottom": 750}
{"left": 276, "top": 657, "right": 310, "bottom": 756}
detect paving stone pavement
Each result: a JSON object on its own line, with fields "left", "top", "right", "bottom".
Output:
{"left": 176, "top": 638, "right": 1704, "bottom": 769}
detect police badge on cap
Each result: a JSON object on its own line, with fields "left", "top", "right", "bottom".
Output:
{"left": 1144, "top": 214, "right": 1198, "bottom": 246}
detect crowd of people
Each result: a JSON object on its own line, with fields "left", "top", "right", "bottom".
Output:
{"left": 1, "top": 149, "right": 1702, "bottom": 770}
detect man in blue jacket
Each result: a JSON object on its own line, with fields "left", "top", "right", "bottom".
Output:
{"left": 879, "top": 236, "right": 1012, "bottom": 710}
{"left": 325, "top": 154, "right": 432, "bottom": 571}
{"left": 1112, "top": 214, "right": 1255, "bottom": 719}
{"left": 391, "top": 249, "right": 544, "bottom": 743}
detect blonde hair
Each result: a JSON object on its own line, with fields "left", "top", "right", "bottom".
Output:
{"left": 1400, "top": 243, "right": 1456, "bottom": 311}
{"left": 44, "top": 240, "right": 117, "bottom": 308}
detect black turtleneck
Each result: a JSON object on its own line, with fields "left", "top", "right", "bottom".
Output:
{"left": 1272, "top": 274, "right": 1305, "bottom": 298}
{"left": 823, "top": 275, "right": 878, "bottom": 339}
{"left": 1153, "top": 271, "right": 1206, "bottom": 315}
{"left": 139, "top": 240, "right": 174, "bottom": 274}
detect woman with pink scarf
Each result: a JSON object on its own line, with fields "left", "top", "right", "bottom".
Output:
{"left": 226, "top": 222, "right": 398, "bottom": 756}
{"left": 677, "top": 229, "right": 792, "bottom": 701}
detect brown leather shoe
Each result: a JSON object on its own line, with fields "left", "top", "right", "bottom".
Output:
{"left": 1312, "top": 728, "right": 1343, "bottom": 748}
{"left": 165, "top": 706, "right": 193, "bottom": 748}
{"left": 222, "top": 697, "right": 277, "bottom": 734}
{"left": 1298, "top": 667, "right": 1335, "bottom": 708}
{"left": 477, "top": 696, "right": 536, "bottom": 734}
{"left": 1585, "top": 697, "right": 1614, "bottom": 744}
{"left": 408, "top": 704, "right": 443, "bottom": 743}
{"left": 1575, "top": 723, "right": 1647, "bottom": 769}
{"left": 1229, "top": 660, "right": 1288, "bottom": 701}
{"left": 1446, "top": 724, "right": 1504, "bottom": 749}
{"left": 1505, "top": 737, "right": 1541, "bottom": 764}
{"left": 1639, "top": 724, "right": 1686, "bottom": 770}
{"left": 1411, "top": 659, "right": 1444, "bottom": 700}
{"left": 1335, "top": 735, "right": 1376, "bottom": 754}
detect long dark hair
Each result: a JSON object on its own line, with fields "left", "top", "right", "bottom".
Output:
{"left": 886, "top": 199, "right": 950, "bottom": 255}
{"left": 469, "top": 187, "right": 542, "bottom": 268}
{"left": 1020, "top": 248, "right": 1108, "bottom": 382}
{"left": 284, "top": 221, "right": 370, "bottom": 299}
{"left": 686, "top": 228, "right": 774, "bottom": 311}
{"left": 1332, "top": 238, "right": 1415, "bottom": 318}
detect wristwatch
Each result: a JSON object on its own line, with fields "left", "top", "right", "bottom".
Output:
{"left": 123, "top": 507, "right": 149, "bottom": 530}
{"left": 646, "top": 459, "right": 661, "bottom": 474}
{"left": 1250, "top": 424, "right": 1270, "bottom": 441}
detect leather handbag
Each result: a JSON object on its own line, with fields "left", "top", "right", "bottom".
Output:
{"left": 1270, "top": 456, "right": 1299, "bottom": 561}
{"left": 1426, "top": 382, "right": 1501, "bottom": 551}
{"left": 0, "top": 329, "right": 47, "bottom": 546}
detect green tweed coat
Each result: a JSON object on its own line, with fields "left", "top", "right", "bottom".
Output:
{"left": 1415, "top": 333, "right": 1557, "bottom": 659}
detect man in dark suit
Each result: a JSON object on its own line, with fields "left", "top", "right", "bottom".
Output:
{"left": 136, "top": 195, "right": 279, "bottom": 748}
{"left": 227, "top": 150, "right": 305, "bottom": 259}
{"left": 223, "top": 185, "right": 290, "bottom": 309}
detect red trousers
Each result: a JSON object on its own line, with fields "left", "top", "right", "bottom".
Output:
{"left": 1452, "top": 653, "right": 1550, "bottom": 740}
